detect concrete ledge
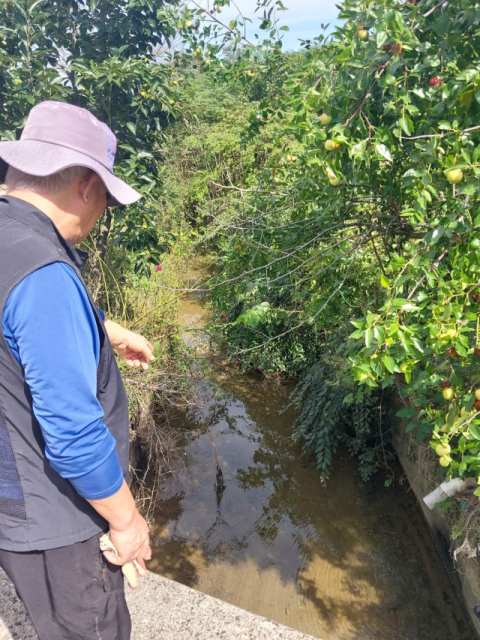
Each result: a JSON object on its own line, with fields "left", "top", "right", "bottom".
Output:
{"left": 392, "top": 412, "right": 480, "bottom": 639}
{"left": 0, "top": 568, "right": 320, "bottom": 640}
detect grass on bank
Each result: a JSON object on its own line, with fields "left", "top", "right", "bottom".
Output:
{"left": 84, "top": 239, "right": 201, "bottom": 519}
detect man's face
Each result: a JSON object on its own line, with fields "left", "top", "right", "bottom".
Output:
{"left": 80, "top": 174, "right": 109, "bottom": 240}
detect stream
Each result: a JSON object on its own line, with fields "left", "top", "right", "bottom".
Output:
{"left": 147, "top": 262, "right": 474, "bottom": 640}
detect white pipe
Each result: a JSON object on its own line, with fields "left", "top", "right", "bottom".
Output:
{"left": 423, "top": 477, "right": 477, "bottom": 510}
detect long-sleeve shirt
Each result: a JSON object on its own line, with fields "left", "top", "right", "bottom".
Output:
{"left": 1, "top": 262, "right": 124, "bottom": 500}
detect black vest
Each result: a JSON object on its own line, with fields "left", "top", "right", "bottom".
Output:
{"left": 0, "top": 196, "right": 130, "bottom": 551}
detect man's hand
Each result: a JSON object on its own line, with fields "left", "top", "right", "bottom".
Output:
{"left": 105, "top": 510, "right": 151, "bottom": 567}
{"left": 104, "top": 319, "right": 154, "bottom": 370}
{"left": 87, "top": 480, "right": 152, "bottom": 589}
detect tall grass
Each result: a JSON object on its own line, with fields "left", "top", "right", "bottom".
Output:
{"left": 83, "top": 241, "right": 198, "bottom": 519}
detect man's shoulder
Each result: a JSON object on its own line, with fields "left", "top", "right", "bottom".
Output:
{"left": 0, "top": 211, "right": 64, "bottom": 294}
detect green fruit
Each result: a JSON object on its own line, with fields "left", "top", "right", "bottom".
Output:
{"left": 475, "top": 389, "right": 480, "bottom": 401}
{"left": 439, "top": 456, "right": 450, "bottom": 467}
{"left": 435, "top": 443, "right": 451, "bottom": 456}
{"left": 329, "top": 177, "right": 340, "bottom": 186}
{"left": 442, "top": 387, "right": 454, "bottom": 401}
{"left": 358, "top": 29, "right": 369, "bottom": 40}
{"left": 440, "top": 423, "right": 450, "bottom": 433}
{"left": 460, "top": 406, "right": 470, "bottom": 417}
{"left": 320, "top": 113, "right": 332, "bottom": 125}
{"left": 399, "top": 363, "right": 408, "bottom": 373}
{"left": 445, "top": 169, "right": 463, "bottom": 184}
{"left": 325, "top": 140, "right": 336, "bottom": 151}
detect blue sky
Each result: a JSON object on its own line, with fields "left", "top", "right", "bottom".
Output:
{"left": 213, "top": 0, "right": 341, "bottom": 49}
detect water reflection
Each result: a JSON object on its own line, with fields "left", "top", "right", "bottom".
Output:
{"left": 149, "top": 376, "right": 473, "bottom": 639}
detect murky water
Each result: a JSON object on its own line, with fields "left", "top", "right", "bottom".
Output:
{"left": 148, "top": 263, "right": 474, "bottom": 640}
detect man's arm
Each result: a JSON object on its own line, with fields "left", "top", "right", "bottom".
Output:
{"left": 87, "top": 480, "right": 151, "bottom": 568}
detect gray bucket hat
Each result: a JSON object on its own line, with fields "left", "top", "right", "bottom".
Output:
{"left": 0, "top": 100, "right": 141, "bottom": 207}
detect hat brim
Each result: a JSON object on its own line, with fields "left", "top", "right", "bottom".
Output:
{"left": 0, "top": 140, "right": 141, "bottom": 207}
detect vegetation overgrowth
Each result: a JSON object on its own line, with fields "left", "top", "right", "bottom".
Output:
{"left": 166, "top": 0, "right": 480, "bottom": 487}
{"left": 3, "top": 0, "right": 480, "bottom": 496}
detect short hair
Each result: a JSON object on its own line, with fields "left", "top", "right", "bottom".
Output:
{"left": 5, "top": 166, "right": 91, "bottom": 194}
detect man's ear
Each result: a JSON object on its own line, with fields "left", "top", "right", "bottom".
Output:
{"left": 78, "top": 169, "right": 97, "bottom": 203}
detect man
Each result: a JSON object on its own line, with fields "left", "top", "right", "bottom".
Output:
{"left": 0, "top": 101, "right": 154, "bottom": 639}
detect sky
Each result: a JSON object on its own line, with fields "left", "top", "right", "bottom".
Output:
{"left": 193, "top": 0, "right": 341, "bottom": 50}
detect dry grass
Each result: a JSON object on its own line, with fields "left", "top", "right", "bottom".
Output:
{"left": 84, "top": 243, "right": 203, "bottom": 518}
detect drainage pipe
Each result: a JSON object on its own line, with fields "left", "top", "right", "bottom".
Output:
{"left": 423, "top": 477, "right": 477, "bottom": 510}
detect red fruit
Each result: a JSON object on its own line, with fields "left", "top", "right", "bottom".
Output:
{"left": 383, "top": 43, "right": 402, "bottom": 55}
{"left": 446, "top": 347, "right": 461, "bottom": 358}
{"left": 475, "top": 400, "right": 480, "bottom": 411}
{"left": 475, "top": 347, "right": 480, "bottom": 357}
{"left": 429, "top": 76, "right": 441, "bottom": 87}
{"left": 439, "top": 381, "right": 451, "bottom": 389}
{"left": 222, "top": 313, "right": 227, "bottom": 318}
{"left": 473, "top": 292, "right": 480, "bottom": 303}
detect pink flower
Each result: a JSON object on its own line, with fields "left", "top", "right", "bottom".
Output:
{"left": 155, "top": 264, "right": 163, "bottom": 271}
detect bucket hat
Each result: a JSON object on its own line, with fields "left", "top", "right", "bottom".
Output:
{"left": 0, "top": 101, "right": 141, "bottom": 207}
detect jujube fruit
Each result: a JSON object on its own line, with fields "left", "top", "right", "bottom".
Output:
{"left": 445, "top": 169, "right": 463, "bottom": 184}
{"left": 325, "top": 140, "right": 339, "bottom": 151}
{"left": 435, "top": 443, "right": 451, "bottom": 456}
{"left": 446, "top": 347, "right": 461, "bottom": 358}
{"left": 442, "top": 388, "right": 454, "bottom": 400}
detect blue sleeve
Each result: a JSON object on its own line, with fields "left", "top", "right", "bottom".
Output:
{"left": 2, "top": 262, "right": 124, "bottom": 500}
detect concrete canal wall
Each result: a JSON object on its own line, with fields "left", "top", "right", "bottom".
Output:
{"left": 393, "top": 415, "right": 480, "bottom": 639}
{"left": 0, "top": 567, "right": 321, "bottom": 640}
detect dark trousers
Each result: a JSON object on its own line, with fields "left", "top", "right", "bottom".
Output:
{"left": 0, "top": 531, "right": 131, "bottom": 640}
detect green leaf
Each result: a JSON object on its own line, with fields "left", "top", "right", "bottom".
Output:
{"left": 376, "top": 143, "right": 392, "bottom": 162}
{"left": 396, "top": 408, "right": 416, "bottom": 418}
{"left": 380, "top": 274, "right": 390, "bottom": 288}
{"left": 383, "top": 355, "right": 396, "bottom": 373}
{"left": 126, "top": 122, "right": 137, "bottom": 135}
{"left": 434, "top": 13, "right": 450, "bottom": 38}
{"left": 376, "top": 31, "right": 388, "bottom": 48}
{"left": 398, "top": 116, "right": 413, "bottom": 136}
{"left": 365, "top": 327, "right": 374, "bottom": 347}
{"left": 469, "top": 424, "right": 480, "bottom": 440}
{"left": 424, "top": 226, "right": 444, "bottom": 245}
